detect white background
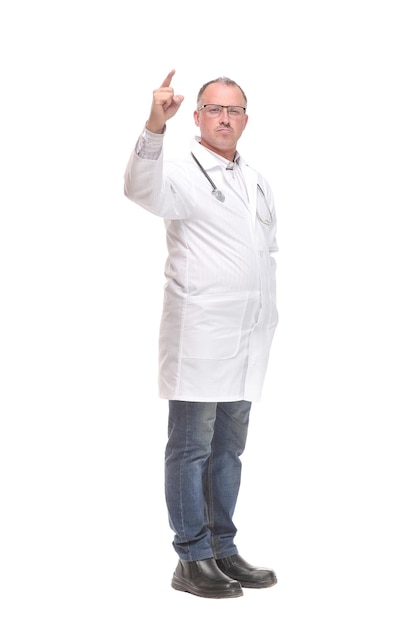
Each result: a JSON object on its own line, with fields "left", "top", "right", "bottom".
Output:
{"left": 1, "top": 1, "right": 416, "bottom": 624}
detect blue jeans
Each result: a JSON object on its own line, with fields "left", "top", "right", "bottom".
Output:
{"left": 165, "top": 400, "right": 251, "bottom": 561}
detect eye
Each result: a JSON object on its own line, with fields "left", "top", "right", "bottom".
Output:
{"left": 228, "top": 108, "right": 241, "bottom": 116}
{"left": 207, "top": 106, "right": 221, "bottom": 114}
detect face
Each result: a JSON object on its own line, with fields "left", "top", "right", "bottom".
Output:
{"left": 194, "top": 83, "right": 248, "bottom": 161}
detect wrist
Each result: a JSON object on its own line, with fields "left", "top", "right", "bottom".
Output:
{"left": 145, "top": 119, "right": 165, "bottom": 134}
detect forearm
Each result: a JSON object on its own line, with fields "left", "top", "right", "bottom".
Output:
{"left": 124, "top": 128, "right": 164, "bottom": 211}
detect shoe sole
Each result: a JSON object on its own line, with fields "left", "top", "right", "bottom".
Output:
{"left": 239, "top": 577, "right": 278, "bottom": 589}
{"left": 171, "top": 575, "right": 243, "bottom": 599}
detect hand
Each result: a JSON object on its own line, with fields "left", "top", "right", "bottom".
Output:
{"left": 145, "top": 69, "right": 184, "bottom": 133}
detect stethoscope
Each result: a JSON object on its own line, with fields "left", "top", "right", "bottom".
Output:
{"left": 191, "top": 152, "right": 274, "bottom": 226}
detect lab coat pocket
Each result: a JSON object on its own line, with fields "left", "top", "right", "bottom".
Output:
{"left": 181, "top": 293, "right": 249, "bottom": 360}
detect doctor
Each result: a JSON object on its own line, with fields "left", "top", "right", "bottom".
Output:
{"left": 124, "top": 70, "right": 279, "bottom": 599}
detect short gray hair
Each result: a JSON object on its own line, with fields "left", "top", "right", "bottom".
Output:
{"left": 197, "top": 77, "right": 247, "bottom": 108}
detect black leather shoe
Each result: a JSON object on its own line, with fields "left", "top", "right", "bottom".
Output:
{"left": 171, "top": 557, "right": 243, "bottom": 598}
{"left": 216, "top": 554, "right": 277, "bottom": 588}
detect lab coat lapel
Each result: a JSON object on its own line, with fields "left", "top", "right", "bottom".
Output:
{"left": 241, "top": 162, "right": 258, "bottom": 224}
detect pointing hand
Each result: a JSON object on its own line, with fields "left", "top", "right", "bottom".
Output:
{"left": 146, "top": 69, "right": 184, "bottom": 133}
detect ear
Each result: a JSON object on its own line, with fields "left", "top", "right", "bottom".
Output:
{"left": 193, "top": 110, "right": 200, "bottom": 127}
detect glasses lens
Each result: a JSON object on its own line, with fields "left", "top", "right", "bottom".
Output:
{"left": 203, "top": 105, "right": 245, "bottom": 117}
{"left": 205, "top": 105, "right": 222, "bottom": 115}
{"left": 227, "top": 107, "right": 244, "bottom": 116}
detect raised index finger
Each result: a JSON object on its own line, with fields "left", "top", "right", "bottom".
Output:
{"left": 160, "top": 69, "right": 176, "bottom": 88}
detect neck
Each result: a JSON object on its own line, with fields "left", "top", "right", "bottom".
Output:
{"left": 199, "top": 138, "right": 236, "bottom": 162}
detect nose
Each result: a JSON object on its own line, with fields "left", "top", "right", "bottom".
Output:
{"left": 218, "top": 107, "right": 231, "bottom": 122}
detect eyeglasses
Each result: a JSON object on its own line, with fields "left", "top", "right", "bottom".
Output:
{"left": 197, "top": 104, "right": 246, "bottom": 117}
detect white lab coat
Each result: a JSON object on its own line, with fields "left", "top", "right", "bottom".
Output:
{"left": 124, "top": 135, "right": 278, "bottom": 402}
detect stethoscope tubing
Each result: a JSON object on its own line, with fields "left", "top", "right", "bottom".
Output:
{"left": 191, "top": 152, "right": 226, "bottom": 202}
{"left": 191, "top": 152, "right": 274, "bottom": 225}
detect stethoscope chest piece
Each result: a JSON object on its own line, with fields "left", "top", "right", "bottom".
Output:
{"left": 212, "top": 188, "right": 225, "bottom": 202}
{"left": 192, "top": 152, "right": 226, "bottom": 203}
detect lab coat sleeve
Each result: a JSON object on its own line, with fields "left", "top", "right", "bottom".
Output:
{"left": 124, "top": 147, "right": 164, "bottom": 215}
{"left": 124, "top": 146, "right": 192, "bottom": 220}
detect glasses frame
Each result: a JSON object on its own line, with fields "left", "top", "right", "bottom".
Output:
{"left": 197, "top": 104, "right": 247, "bottom": 116}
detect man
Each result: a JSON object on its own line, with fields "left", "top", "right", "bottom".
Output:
{"left": 124, "top": 70, "right": 279, "bottom": 599}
